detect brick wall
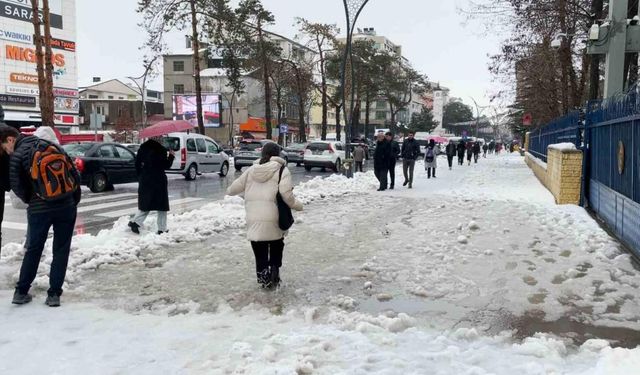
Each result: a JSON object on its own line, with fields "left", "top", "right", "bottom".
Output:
{"left": 525, "top": 147, "right": 583, "bottom": 205}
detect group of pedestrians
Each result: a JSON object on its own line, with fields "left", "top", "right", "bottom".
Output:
{"left": 454, "top": 139, "right": 484, "bottom": 167}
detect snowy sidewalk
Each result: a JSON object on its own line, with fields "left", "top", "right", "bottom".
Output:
{"left": 1, "top": 154, "right": 640, "bottom": 374}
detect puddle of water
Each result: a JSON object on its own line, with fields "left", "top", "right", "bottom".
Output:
{"left": 359, "top": 296, "right": 467, "bottom": 317}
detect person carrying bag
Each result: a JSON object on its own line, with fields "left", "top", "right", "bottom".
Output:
{"left": 227, "top": 142, "right": 303, "bottom": 289}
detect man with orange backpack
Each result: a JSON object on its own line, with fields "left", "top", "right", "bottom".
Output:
{"left": 0, "top": 125, "right": 81, "bottom": 307}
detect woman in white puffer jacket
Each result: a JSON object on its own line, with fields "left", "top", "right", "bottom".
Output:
{"left": 227, "top": 142, "right": 303, "bottom": 289}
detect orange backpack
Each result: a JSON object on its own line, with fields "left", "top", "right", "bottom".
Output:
{"left": 30, "top": 140, "right": 79, "bottom": 201}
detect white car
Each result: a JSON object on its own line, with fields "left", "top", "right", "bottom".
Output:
{"left": 163, "top": 132, "right": 230, "bottom": 180}
{"left": 303, "top": 141, "right": 346, "bottom": 173}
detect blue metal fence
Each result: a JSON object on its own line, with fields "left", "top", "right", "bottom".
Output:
{"left": 585, "top": 89, "right": 640, "bottom": 258}
{"left": 528, "top": 111, "right": 582, "bottom": 163}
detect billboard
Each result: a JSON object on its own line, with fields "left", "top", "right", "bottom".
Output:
{"left": 172, "top": 94, "right": 221, "bottom": 128}
{"left": 0, "top": 0, "right": 77, "bottom": 125}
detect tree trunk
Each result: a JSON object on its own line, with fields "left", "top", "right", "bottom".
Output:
{"left": 335, "top": 105, "right": 342, "bottom": 142}
{"left": 31, "top": 0, "right": 54, "bottom": 127}
{"left": 389, "top": 103, "right": 396, "bottom": 128}
{"left": 42, "top": 0, "right": 55, "bottom": 126}
{"left": 228, "top": 93, "right": 235, "bottom": 147}
{"left": 319, "top": 37, "right": 328, "bottom": 141}
{"left": 365, "top": 93, "right": 371, "bottom": 140}
{"left": 275, "top": 86, "right": 283, "bottom": 145}
{"left": 190, "top": 0, "right": 205, "bottom": 135}
{"left": 258, "top": 21, "right": 272, "bottom": 140}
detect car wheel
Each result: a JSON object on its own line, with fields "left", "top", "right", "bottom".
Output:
{"left": 296, "top": 162, "right": 301, "bottom": 167}
{"left": 333, "top": 159, "right": 342, "bottom": 173}
{"left": 305, "top": 166, "right": 312, "bottom": 172}
{"left": 90, "top": 173, "right": 108, "bottom": 193}
{"left": 185, "top": 164, "right": 198, "bottom": 181}
{"left": 219, "top": 162, "right": 229, "bottom": 177}
{"left": 235, "top": 165, "right": 243, "bottom": 172}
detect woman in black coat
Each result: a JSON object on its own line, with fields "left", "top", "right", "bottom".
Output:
{"left": 456, "top": 140, "right": 466, "bottom": 166}
{"left": 0, "top": 150, "right": 10, "bottom": 249}
{"left": 128, "top": 138, "right": 174, "bottom": 235}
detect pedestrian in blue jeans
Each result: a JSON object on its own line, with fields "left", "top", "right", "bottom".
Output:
{"left": 0, "top": 125, "right": 80, "bottom": 307}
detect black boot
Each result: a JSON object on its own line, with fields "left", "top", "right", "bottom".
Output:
{"left": 269, "top": 267, "right": 281, "bottom": 289}
{"left": 257, "top": 269, "right": 271, "bottom": 288}
{"left": 45, "top": 295, "right": 61, "bottom": 307}
{"left": 12, "top": 290, "right": 32, "bottom": 305}
{"left": 128, "top": 222, "right": 140, "bottom": 234}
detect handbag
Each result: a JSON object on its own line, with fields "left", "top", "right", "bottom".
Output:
{"left": 276, "top": 166, "right": 295, "bottom": 231}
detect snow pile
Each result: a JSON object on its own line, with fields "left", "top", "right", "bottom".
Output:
{"left": 0, "top": 292, "right": 638, "bottom": 374}
{"left": 0, "top": 172, "right": 379, "bottom": 290}
{"left": 549, "top": 142, "right": 578, "bottom": 151}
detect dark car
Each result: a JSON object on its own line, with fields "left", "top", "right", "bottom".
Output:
{"left": 64, "top": 142, "right": 138, "bottom": 193}
{"left": 284, "top": 143, "right": 307, "bottom": 166}
{"left": 234, "top": 140, "right": 288, "bottom": 171}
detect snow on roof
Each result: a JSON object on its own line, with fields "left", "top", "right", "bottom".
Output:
{"left": 200, "top": 68, "right": 227, "bottom": 77}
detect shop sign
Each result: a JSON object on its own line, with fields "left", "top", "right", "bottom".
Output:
{"left": 0, "top": 28, "right": 31, "bottom": 43}
{"left": 4, "top": 44, "right": 66, "bottom": 67}
{"left": 54, "top": 96, "right": 79, "bottom": 112}
{"left": 0, "top": 93, "right": 36, "bottom": 107}
{"left": 0, "top": 0, "right": 63, "bottom": 29}
{"left": 6, "top": 85, "right": 38, "bottom": 96}
{"left": 10, "top": 72, "right": 39, "bottom": 84}
{"left": 53, "top": 88, "right": 78, "bottom": 97}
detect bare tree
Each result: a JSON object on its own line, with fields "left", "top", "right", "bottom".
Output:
{"left": 31, "top": 0, "right": 55, "bottom": 127}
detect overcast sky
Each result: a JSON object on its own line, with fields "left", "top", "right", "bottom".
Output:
{"left": 76, "top": 0, "right": 502, "bottom": 108}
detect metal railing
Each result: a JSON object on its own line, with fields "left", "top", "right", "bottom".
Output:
{"left": 527, "top": 111, "right": 582, "bottom": 163}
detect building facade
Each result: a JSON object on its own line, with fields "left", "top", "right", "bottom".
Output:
{"left": 0, "top": 0, "right": 79, "bottom": 129}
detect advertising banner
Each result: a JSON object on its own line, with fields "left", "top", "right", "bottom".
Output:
{"left": 173, "top": 94, "right": 222, "bottom": 128}
{"left": 0, "top": 0, "right": 63, "bottom": 29}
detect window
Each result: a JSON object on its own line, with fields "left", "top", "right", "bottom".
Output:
{"left": 96, "top": 106, "right": 105, "bottom": 115}
{"left": 114, "top": 146, "right": 135, "bottom": 161}
{"left": 108, "top": 95, "right": 114, "bottom": 99}
{"left": 334, "top": 143, "right": 344, "bottom": 151}
{"left": 162, "top": 137, "right": 181, "bottom": 152}
{"left": 88, "top": 95, "right": 99, "bottom": 99}
{"left": 98, "top": 145, "right": 116, "bottom": 158}
{"left": 173, "top": 61, "right": 185, "bottom": 72}
{"left": 206, "top": 140, "right": 219, "bottom": 154}
{"left": 375, "top": 111, "right": 387, "bottom": 120}
{"left": 186, "top": 139, "right": 197, "bottom": 152}
{"left": 119, "top": 97, "right": 124, "bottom": 100}
{"left": 196, "top": 138, "right": 206, "bottom": 153}
{"left": 376, "top": 101, "right": 387, "bottom": 109}
{"left": 174, "top": 84, "right": 185, "bottom": 94}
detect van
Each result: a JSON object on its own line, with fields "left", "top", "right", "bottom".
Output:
{"left": 162, "top": 132, "right": 230, "bottom": 180}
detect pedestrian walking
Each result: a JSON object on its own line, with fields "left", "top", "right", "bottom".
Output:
{"left": 227, "top": 143, "right": 303, "bottom": 289}
{"left": 489, "top": 141, "right": 495, "bottom": 154}
{"left": 482, "top": 143, "right": 488, "bottom": 158}
{"left": 353, "top": 143, "right": 366, "bottom": 173}
{"left": 0, "top": 145, "right": 9, "bottom": 253}
{"left": 473, "top": 142, "right": 481, "bottom": 163}
{"left": 128, "top": 138, "right": 175, "bottom": 235}
{"left": 373, "top": 132, "right": 391, "bottom": 191}
{"left": 457, "top": 140, "right": 466, "bottom": 166}
{"left": 401, "top": 131, "right": 420, "bottom": 188}
{"left": 466, "top": 142, "right": 473, "bottom": 165}
{"left": 386, "top": 132, "right": 400, "bottom": 190}
{"left": 445, "top": 140, "right": 456, "bottom": 170}
{"left": 1, "top": 124, "right": 81, "bottom": 307}
{"left": 424, "top": 139, "right": 438, "bottom": 178}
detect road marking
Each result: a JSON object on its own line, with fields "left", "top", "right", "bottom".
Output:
{"left": 1, "top": 221, "right": 28, "bottom": 231}
{"left": 96, "top": 197, "right": 205, "bottom": 218}
{"left": 80, "top": 193, "right": 138, "bottom": 204}
{"left": 76, "top": 198, "right": 140, "bottom": 213}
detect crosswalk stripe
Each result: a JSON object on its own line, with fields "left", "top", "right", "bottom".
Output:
{"left": 96, "top": 197, "right": 205, "bottom": 218}
{"left": 79, "top": 193, "right": 138, "bottom": 204}
{"left": 76, "top": 198, "right": 140, "bottom": 213}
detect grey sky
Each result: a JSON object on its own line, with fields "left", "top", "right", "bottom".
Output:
{"left": 77, "top": 0, "right": 501, "bottom": 108}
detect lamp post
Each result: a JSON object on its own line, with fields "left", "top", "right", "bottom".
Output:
{"left": 341, "top": 0, "right": 371, "bottom": 177}
{"left": 469, "top": 96, "right": 490, "bottom": 139}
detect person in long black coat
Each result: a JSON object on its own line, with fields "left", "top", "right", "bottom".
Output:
{"left": 373, "top": 133, "right": 391, "bottom": 191}
{"left": 456, "top": 140, "right": 466, "bottom": 166}
{"left": 128, "top": 138, "right": 175, "bottom": 235}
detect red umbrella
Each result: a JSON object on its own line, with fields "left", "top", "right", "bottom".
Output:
{"left": 429, "top": 136, "right": 449, "bottom": 143}
{"left": 139, "top": 120, "right": 196, "bottom": 138}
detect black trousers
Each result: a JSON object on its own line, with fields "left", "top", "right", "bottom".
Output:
{"left": 427, "top": 167, "right": 436, "bottom": 178}
{"left": 17, "top": 205, "right": 77, "bottom": 297}
{"left": 447, "top": 156, "right": 454, "bottom": 168}
{"left": 457, "top": 154, "right": 464, "bottom": 165}
{"left": 374, "top": 165, "right": 389, "bottom": 190}
{"left": 251, "top": 239, "right": 284, "bottom": 280}
{"left": 0, "top": 194, "right": 4, "bottom": 251}
{"left": 355, "top": 161, "right": 364, "bottom": 172}
{"left": 474, "top": 153, "right": 479, "bottom": 163}
{"left": 388, "top": 161, "right": 396, "bottom": 187}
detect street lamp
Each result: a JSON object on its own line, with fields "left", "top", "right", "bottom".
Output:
{"left": 341, "top": 0, "right": 371, "bottom": 177}
{"left": 468, "top": 96, "right": 490, "bottom": 139}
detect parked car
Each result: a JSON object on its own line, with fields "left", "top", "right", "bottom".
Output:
{"left": 303, "top": 141, "right": 345, "bottom": 173}
{"left": 234, "top": 139, "right": 288, "bottom": 172}
{"left": 162, "top": 132, "right": 230, "bottom": 180}
{"left": 122, "top": 143, "right": 141, "bottom": 155}
{"left": 64, "top": 142, "right": 138, "bottom": 193}
{"left": 284, "top": 143, "right": 307, "bottom": 166}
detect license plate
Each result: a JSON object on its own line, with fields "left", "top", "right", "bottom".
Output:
{"left": 313, "top": 151, "right": 323, "bottom": 155}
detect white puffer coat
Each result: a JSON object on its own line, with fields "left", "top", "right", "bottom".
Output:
{"left": 227, "top": 157, "right": 303, "bottom": 241}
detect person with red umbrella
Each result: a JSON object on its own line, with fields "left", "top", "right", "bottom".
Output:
{"left": 129, "top": 137, "right": 175, "bottom": 235}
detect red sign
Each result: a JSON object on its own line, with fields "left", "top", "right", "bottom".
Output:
{"left": 523, "top": 113, "right": 533, "bottom": 126}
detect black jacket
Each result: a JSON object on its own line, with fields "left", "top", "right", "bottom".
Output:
{"left": 136, "top": 139, "right": 175, "bottom": 212}
{"left": 456, "top": 141, "right": 466, "bottom": 156}
{"left": 445, "top": 143, "right": 457, "bottom": 157}
{"left": 373, "top": 139, "right": 392, "bottom": 167}
{"left": 9, "top": 135, "right": 79, "bottom": 213}
{"left": 0, "top": 152, "right": 10, "bottom": 192}
{"left": 389, "top": 140, "right": 400, "bottom": 164}
{"left": 401, "top": 138, "right": 421, "bottom": 160}
{"left": 473, "top": 143, "right": 481, "bottom": 154}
